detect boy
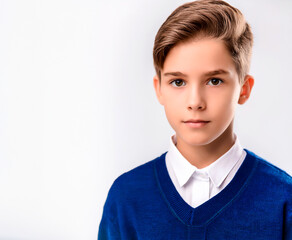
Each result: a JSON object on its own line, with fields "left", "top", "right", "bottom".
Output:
{"left": 99, "top": 0, "right": 292, "bottom": 239}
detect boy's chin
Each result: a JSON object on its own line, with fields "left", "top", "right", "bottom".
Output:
{"left": 177, "top": 133, "right": 218, "bottom": 148}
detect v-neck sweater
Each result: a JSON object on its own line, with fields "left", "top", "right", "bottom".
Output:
{"left": 98, "top": 149, "right": 292, "bottom": 239}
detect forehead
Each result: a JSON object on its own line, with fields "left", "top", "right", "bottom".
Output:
{"left": 163, "top": 38, "right": 236, "bottom": 77}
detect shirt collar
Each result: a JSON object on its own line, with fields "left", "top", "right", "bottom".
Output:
{"left": 167, "top": 134, "right": 244, "bottom": 188}
{"left": 167, "top": 135, "right": 197, "bottom": 187}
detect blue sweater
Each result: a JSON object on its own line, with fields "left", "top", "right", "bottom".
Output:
{"left": 99, "top": 149, "right": 292, "bottom": 239}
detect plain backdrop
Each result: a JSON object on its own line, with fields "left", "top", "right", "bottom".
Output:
{"left": 0, "top": 0, "right": 291, "bottom": 239}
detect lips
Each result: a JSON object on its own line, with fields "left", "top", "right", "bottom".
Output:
{"left": 183, "top": 119, "right": 210, "bottom": 128}
{"left": 184, "top": 119, "right": 210, "bottom": 123}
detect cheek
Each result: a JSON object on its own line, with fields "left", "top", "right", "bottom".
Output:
{"left": 164, "top": 103, "right": 180, "bottom": 121}
{"left": 210, "top": 91, "right": 238, "bottom": 117}
{"left": 164, "top": 93, "right": 182, "bottom": 111}
{"left": 163, "top": 107, "right": 179, "bottom": 131}
{"left": 163, "top": 97, "right": 183, "bottom": 125}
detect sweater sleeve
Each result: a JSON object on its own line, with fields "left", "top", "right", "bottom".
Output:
{"left": 284, "top": 200, "right": 292, "bottom": 240}
{"left": 98, "top": 214, "right": 121, "bottom": 240}
{"left": 98, "top": 179, "right": 122, "bottom": 240}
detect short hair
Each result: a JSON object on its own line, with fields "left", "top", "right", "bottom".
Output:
{"left": 153, "top": 0, "right": 253, "bottom": 84}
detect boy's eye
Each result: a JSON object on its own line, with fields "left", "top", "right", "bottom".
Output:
{"left": 170, "top": 79, "right": 185, "bottom": 87}
{"left": 207, "top": 78, "right": 223, "bottom": 86}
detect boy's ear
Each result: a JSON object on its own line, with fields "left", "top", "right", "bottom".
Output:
{"left": 238, "top": 75, "right": 254, "bottom": 105}
{"left": 153, "top": 75, "right": 164, "bottom": 105}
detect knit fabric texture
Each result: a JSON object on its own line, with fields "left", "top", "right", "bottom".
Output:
{"left": 98, "top": 149, "right": 292, "bottom": 239}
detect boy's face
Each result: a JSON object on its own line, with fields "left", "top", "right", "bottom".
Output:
{"left": 153, "top": 38, "right": 254, "bottom": 150}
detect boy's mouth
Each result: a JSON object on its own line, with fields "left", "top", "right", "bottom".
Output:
{"left": 184, "top": 119, "right": 210, "bottom": 123}
{"left": 183, "top": 119, "right": 210, "bottom": 128}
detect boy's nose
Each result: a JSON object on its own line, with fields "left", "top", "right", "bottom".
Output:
{"left": 187, "top": 87, "right": 206, "bottom": 111}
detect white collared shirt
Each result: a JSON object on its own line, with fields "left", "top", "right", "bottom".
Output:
{"left": 165, "top": 134, "right": 246, "bottom": 208}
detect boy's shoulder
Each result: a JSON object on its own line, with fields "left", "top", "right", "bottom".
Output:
{"left": 245, "top": 149, "right": 292, "bottom": 188}
{"left": 107, "top": 152, "right": 167, "bottom": 197}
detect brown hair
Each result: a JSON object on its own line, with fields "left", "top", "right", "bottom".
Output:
{"left": 153, "top": 0, "right": 253, "bottom": 84}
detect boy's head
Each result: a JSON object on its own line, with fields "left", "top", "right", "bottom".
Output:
{"left": 152, "top": 0, "right": 255, "bottom": 158}
{"left": 153, "top": 0, "right": 253, "bottom": 85}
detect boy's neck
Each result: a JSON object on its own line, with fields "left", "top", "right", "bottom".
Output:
{"left": 175, "top": 124, "right": 235, "bottom": 169}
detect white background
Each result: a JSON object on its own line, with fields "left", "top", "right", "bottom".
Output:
{"left": 0, "top": 0, "right": 291, "bottom": 239}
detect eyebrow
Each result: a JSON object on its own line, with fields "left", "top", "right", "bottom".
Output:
{"left": 205, "top": 69, "right": 229, "bottom": 77}
{"left": 163, "top": 71, "right": 188, "bottom": 77}
{"left": 163, "top": 69, "right": 229, "bottom": 78}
